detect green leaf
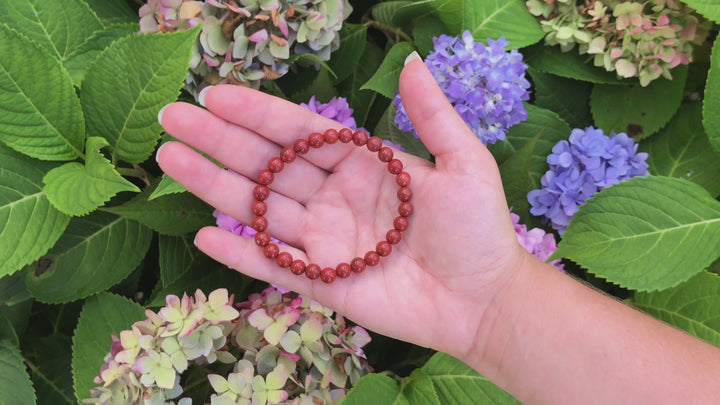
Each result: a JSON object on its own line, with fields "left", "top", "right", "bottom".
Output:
{"left": 0, "top": 298, "right": 32, "bottom": 341}
{"left": 65, "top": 23, "right": 138, "bottom": 87}
{"left": 286, "top": 53, "right": 337, "bottom": 80}
{"left": 372, "top": 1, "right": 413, "bottom": 27}
{"left": 591, "top": 65, "right": 687, "bottom": 139}
{"left": 524, "top": 44, "right": 624, "bottom": 84}
{"left": 0, "top": 272, "right": 31, "bottom": 306}
{"left": 43, "top": 137, "right": 140, "bottom": 217}
{"left": 0, "top": 24, "right": 85, "bottom": 160}
{"left": 0, "top": 0, "right": 103, "bottom": 64}
{"left": 0, "top": 146, "right": 70, "bottom": 277}
{"left": 703, "top": 36, "right": 720, "bottom": 154}
{"left": 83, "top": 0, "right": 139, "bottom": 25}
{"left": 341, "top": 373, "right": 409, "bottom": 405}
{"left": 361, "top": 42, "right": 416, "bottom": 99}
{"left": 554, "top": 176, "right": 720, "bottom": 291}
{"left": 101, "top": 184, "right": 214, "bottom": 236}
{"left": 30, "top": 335, "right": 74, "bottom": 405}
{"left": 422, "top": 352, "right": 520, "bottom": 404}
{"left": 81, "top": 27, "right": 201, "bottom": 164}
{"left": 488, "top": 104, "right": 570, "bottom": 225}
{"left": 159, "top": 234, "right": 199, "bottom": 287}
{"left": 72, "top": 292, "right": 145, "bottom": 404}
{"left": 393, "top": 1, "right": 445, "bottom": 27}
{"left": 641, "top": 103, "right": 720, "bottom": 197}
{"left": 402, "top": 369, "right": 441, "bottom": 405}
{"left": 0, "top": 316, "right": 18, "bottom": 347}
{"left": 412, "top": 16, "right": 448, "bottom": 57}
{"left": 338, "top": 42, "right": 385, "bottom": 128}
{"left": 289, "top": 69, "right": 339, "bottom": 105}
{"left": 374, "top": 103, "right": 431, "bottom": 160}
{"left": 528, "top": 67, "right": 593, "bottom": 129}
{"left": 631, "top": 271, "right": 720, "bottom": 345}
{"left": 0, "top": 339, "right": 36, "bottom": 405}
{"left": 680, "top": 0, "right": 720, "bottom": 23}
{"left": 328, "top": 23, "right": 367, "bottom": 84}
{"left": 25, "top": 211, "right": 152, "bottom": 303}
{"left": 149, "top": 173, "right": 187, "bottom": 200}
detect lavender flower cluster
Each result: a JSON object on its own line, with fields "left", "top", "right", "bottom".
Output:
{"left": 511, "top": 212, "right": 564, "bottom": 272}
{"left": 528, "top": 126, "right": 649, "bottom": 233}
{"left": 394, "top": 32, "right": 531, "bottom": 145}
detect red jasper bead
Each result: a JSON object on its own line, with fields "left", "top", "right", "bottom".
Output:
{"left": 376, "top": 241, "right": 392, "bottom": 257}
{"left": 305, "top": 263, "right": 321, "bottom": 279}
{"left": 386, "top": 229, "right": 402, "bottom": 244}
{"left": 338, "top": 128, "right": 353, "bottom": 143}
{"left": 294, "top": 139, "right": 310, "bottom": 154}
{"left": 254, "top": 232, "right": 270, "bottom": 247}
{"left": 252, "top": 201, "right": 267, "bottom": 216}
{"left": 397, "top": 186, "right": 413, "bottom": 202}
{"left": 280, "top": 146, "right": 296, "bottom": 163}
{"left": 352, "top": 130, "right": 368, "bottom": 146}
{"left": 320, "top": 267, "right": 337, "bottom": 283}
{"left": 350, "top": 257, "right": 366, "bottom": 273}
{"left": 264, "top": 243, "right": 279, "bottom": 259}
{"left": 399, "top": 202, "right": 414, "bottom": 217}
{"left": 387, "top": 159, "right": 403, "bottom": 175}
{"left": 336, "top": 262, "right": 352, "bottom": 278}
{"left": 277, "top": 252, "right": 292, "bottom": 268}
{"left": 324, "top": 129, "right": 339, "bottom": 144}
{"left": 364, "top": 251, "right": 380, "bottom": 266}
{"left": 366, "top": 136, "right": 382, "bottom": 152}
{"left": 251, "top": 216, "right": 268, "bottom": 232}
{"left": 268, "top": 157, "right": 284, "bottom": 173}
{"left": 393, "top": 216, "right": 409, "bottom": 231}
{"left": 396, "top": 172, "right": 411, "bottom": 187}
{"left": 308, "top": 132, "right": 324, "bottom": 148}
{"left": 290, "top": 260, "right": 306, "bottom": 275}
{"left": 258, "top": 169, "right": 274, "bottom": 185}
{"left": 378, "top": 147, "right": 393, "bottom": 162}
{"left": 254, "top": 185, "right": 270, "bottom": 201}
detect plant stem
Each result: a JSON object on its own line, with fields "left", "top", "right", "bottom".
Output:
{"left": 363, "top": 20, "right": 413, "bottom": 43}
{"left": 116, "top": 165, "right": 151, "bottom": 186}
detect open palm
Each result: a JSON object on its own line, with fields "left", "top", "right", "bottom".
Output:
{"left": 157, "top": 60, "right": 530, "bottom": 356}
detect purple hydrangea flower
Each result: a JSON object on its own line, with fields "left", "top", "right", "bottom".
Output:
{"left": 300, "top": 96, "right": 359, "bottom": 130}
{"left": 511, "top": 212, "right": 564, "bottom": 272}
{"left": 394, "top": 32, "right": 531, "bottom": 145}
{"left": 527, "top": 126, "right": 649, "bottom": 233}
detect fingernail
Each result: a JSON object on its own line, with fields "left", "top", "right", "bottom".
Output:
{"left": 155, "top": 142, "right": 168, "bottom": 163}
{"left": 157, "top": 104, "right": 170, "bottom": 125}
{"left": 197, "top": 86, "right": 212, "bottom": 107}
{"left": 192, "top": 234, "right": 198, "bottom": 247}
{"left": 404, "top": 51, "right": 421, "bottom": 66}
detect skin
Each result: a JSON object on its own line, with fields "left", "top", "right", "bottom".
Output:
{"left": 157, "top": 58, "right": 720, "bottom": 404}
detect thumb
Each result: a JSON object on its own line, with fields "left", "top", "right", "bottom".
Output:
{"left": 398, "top": 52, "right": 493, "bottom": 173}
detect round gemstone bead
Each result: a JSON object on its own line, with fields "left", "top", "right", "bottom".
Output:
{"left": 280, "top": 146, "right": 296, "bottom": 163}
{"left": 252, "top": 201, "right": 267, "bottom": 216}
{"left": 268, "top": 157, "right": 284, "bottom": 173}
{"left": 338, "top": 128, "right": 353, "bottom": 143}
{"left": 393, "top": 216, "right": 409, "bottom": 231}
{"left": 396, "top": 172, "right": 411, "bottom": 187}
{"left": 277, "top": 252, "right": 292, "bottom": 268}
{"left": 397, "top": 186, "right": 413, "bottom": 202}
{"left": 398, "top": 202, "right": 414, "bottom": 217}
{"left": 364, "top": 251, "right": 380, "bottom": 266}
{"left": 366, "top": 136, "right": 382, "bottom": 152}
{"left": 308, "top": 132, "right": 324, "bottom": 148}
{"left": 387, "top": 159, "right": 403, "bottom": 175}
{"left": 264, "top": 243, "right": 279, "bottom": 259}
{"left": 336, "top": 262, "right": 352, "bottom": 278}
{"left": 350, "top": 257, "right": 366, "bottom": 273}
{"left": 324, "top": 129, "right": 339, "bottom": 144}
{"left": 254, "top": 232, "right": 270, "bottom": 247}
{"left": 352, "top": 130, "right": 368, "bottom": 146}
{"left": 305, "top": 263, "right": 321, "bottom": 279}
{"left": 378, "top": 147, "right": 394, "bottom": 162}
{"left": 294, "top": 139, "right": 310, "bottom": 154}
{"left": 386, "top": 229, "right": 402, "bottom": 244}
{"left": 376, "top": 241, "right": 392, "bottom": 257}
{"left": 251, "top": 216, "right": 268, "bottom": 232}
{"left": 258, "top": 169, "right": 274, "bottom": 185}
{"left": 290, "top": 260, "right": 306, "bottom": 275}
{"left": 320, "top": 267, "right": 337, "bottom": 283}
{"left": 254, "top": 185, "right": 270, "bottom": 201}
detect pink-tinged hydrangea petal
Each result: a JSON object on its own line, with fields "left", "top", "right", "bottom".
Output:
{"left": 248, "top": 29, "right": 269, "bottom": 43}
{"left": 299, "top": 314, "right": 323, "bottom": 342}
{"left": 248, "top": 308, "right": 274, "bottom": 330}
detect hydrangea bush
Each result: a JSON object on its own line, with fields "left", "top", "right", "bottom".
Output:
{"left": 2, "top": 0, "right": 720, "bottom": 404}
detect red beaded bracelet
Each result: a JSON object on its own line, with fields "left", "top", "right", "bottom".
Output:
{"left": 251, "top": 128, "right": 414, "bottom": 284}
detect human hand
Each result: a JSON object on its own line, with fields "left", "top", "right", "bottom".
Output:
{"left": 156, "top": 56, "right": 532, "bottom": 360}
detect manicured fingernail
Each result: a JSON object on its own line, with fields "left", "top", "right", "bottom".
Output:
{"left": 155, "top": 142, "right": 168, "bottom": 163}
{"left": 198, "top": 86, "right": 212, "bottom": 107}
{"left": 404, "top": 51, "right": 421, "bottom": 66}
{"left": 157, "top": 104, "right": 169, "bottom": 125}
{"left": 192, "top": 234, "right": 198, "bottom": 247}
